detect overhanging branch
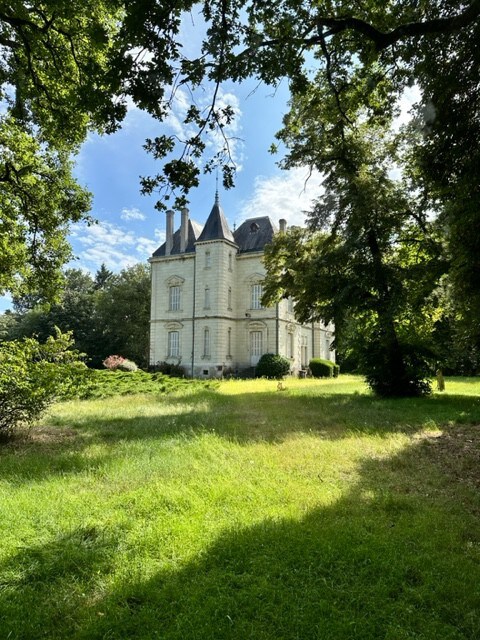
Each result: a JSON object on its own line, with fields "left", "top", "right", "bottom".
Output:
{"left": 316, "top": 0, "right": 480, "bottom": 50}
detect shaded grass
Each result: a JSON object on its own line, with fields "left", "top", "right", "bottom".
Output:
{"left": 0, "top": 376, "right": 479, "bottom": 639}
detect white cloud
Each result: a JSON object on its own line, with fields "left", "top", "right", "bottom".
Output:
{"left": 121, "top": 207, "right": 146, "bottom": 221}
{"left": 163, "top": 85, "right": 244, "bottom": 169}
{"left": 70, "top": 221, "right": 164, "bottom": 272}
{"left": 238, "top": 167, "right": 323, "bottom": 227}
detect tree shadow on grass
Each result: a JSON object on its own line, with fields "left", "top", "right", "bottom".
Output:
{"left": 51, "top": 388, "right": 480, "bottom": 445}
{"left": 0, "top": 524, "right": 121, "bottom": 640}
{"left": 1, "top": 422, "right": 479, "bottom": 639}
{"left": 72, "top": 424, "right": 480, "bottom": 639}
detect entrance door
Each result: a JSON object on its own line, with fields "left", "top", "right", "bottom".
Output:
{"left": 250, "top": 331, "right": 263, "bottom": 366}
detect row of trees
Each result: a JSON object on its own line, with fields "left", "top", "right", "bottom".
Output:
{"left": 0, "top": 264, "right": 150, "bottom": 368}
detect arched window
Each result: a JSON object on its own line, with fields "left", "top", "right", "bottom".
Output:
{"left": 228, "top": 286, "right": 232, "bottom": 310}
{"left": 228, "top": 252, "right": 233, "bottom": 271}
{"left": 205, "top": 250, "right": 211, "bottom": 268}
{"left": 204, "top": 286, "right": 210, "bottom": 309}
{"left": 227, "top": 327, "right": 232, "bottom": 357}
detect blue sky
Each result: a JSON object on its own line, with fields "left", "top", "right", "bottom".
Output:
{"left": 69, "top": 76, "right": 322, "bottom": 270}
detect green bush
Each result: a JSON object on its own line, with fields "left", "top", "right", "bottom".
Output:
{"left": 361, "top": 336, "right": 432, "bottom": 397}
{"left": 309, "top": 358, "right": 334, "bottom": 378}
{"left": 255, "top": 353, "right": 291, "bottom": 379}
{"left": 79, "top": 369, "right": 217, "bottom": 399}
{"left": 333, "top": 363, "right": 340, "bottom": 378}
{"left": 150, "top": 361, "right": 185, "bottom": 378}
{"left": 0, "top": 330, "right": 88, "bottom": 437}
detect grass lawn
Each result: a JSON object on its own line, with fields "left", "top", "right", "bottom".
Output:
{"left": 1, "top": 375, "right": 480, "bottom": 639}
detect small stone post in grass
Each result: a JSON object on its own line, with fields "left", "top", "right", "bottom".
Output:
{"left": 436, "top": 369, "right": 445, "bottom": 392}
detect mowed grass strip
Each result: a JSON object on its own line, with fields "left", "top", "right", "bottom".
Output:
{"left": 0, "top": 376, "right": 479, "bottom": 639}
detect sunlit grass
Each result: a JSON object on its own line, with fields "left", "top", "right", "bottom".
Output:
{"left": 0, "top": 376, "right": 479, "bottom": 639}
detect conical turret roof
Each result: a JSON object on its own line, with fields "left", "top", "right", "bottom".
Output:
{"left": 197, "top": 193, "right": 235, "bottom": 243}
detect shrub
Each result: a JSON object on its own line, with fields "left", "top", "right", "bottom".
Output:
{"left": 150, "top": 361, "right": 185, "bottom": 378}
{"left": 309, "top": 358, "right": 334, "bottom": 378}
{"left": 79, "top": 369, "right": 216, "bottom": 399}
{"left": 333, "top": 363, "right": 340, "bottom": 378}
{"left": 0, "top": 330, "right": 88, "bottom": 437}
{"left": 361, "top": 336, "right": 432, "bottom": 397}
{"left": 117, "top": 359, "right": 138, "bottom": 372}
{"left": 255, "top": 353, "right": 291, "bottom": 379}
{"left": 103, "top": 355, "right": 126, "bottom": 370}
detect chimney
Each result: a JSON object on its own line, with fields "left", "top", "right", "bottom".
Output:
{"left": 165, "top": 209, "right": 174, "bottom": 256}
{"left": 180, "top": 207, "right": 189, "bottom": 253}
{"left": 279, "top": 219, "right": 287, "bottom": 233}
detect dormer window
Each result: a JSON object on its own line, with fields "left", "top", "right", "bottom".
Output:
{"left": 250, "top": 222, "right": 260, "bottom": 233}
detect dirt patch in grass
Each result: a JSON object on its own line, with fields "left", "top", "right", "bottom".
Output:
{"left": 2, "top": 425, "right": 78, "bottom": 451}
{"left": 421, "top": 424, "right": 480, "bottom": 490}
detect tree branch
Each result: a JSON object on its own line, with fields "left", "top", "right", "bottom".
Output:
{"left": 316, "top": 0, "right": 480, "bottom": 50}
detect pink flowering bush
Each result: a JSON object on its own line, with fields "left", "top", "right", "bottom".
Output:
{"left": 103, "top": 355, "right": 126, "bottom": 370}
{"left": 103, "top": 355, "right": 138, "bottom": 372}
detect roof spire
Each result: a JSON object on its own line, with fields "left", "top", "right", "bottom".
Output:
{"left": 215, "top": 168, "right": 219, "bottom": 204}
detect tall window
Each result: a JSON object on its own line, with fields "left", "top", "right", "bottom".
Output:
{"left": 169, "top": 285, "right": 180, "bottom": 311}
{"left": 288, "top": 332, "right": 294, "bottom": 359}
{"left": 228, "top": 252, "right": 233, "bottom": 271}
{"left": 168, "top": 331, "right": 179, "bottom": 357}
{"left": 203, "top": 328, "right": 211, "bottom": 357}
{"left": 204, "top": 286, "right": 210, "bottom": 309}
{"left": 227, "top": 327, "right": 232, "bottom": 357}
{"left": 251, "top": 283, "right": 263, "bottom": 309}
{"left": 301, "top": 337, "right": 308, "bottom": 367}
{"left": 228, "top": 286, "right": 232, "bottom": 310}
{"left": 205, "top": 251, "right": 211, "bottom": 268}
{"left": 250, "top": 331, "right": 263, "bottom": 356}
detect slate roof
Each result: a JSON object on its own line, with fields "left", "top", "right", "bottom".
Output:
{"left": 196, "top": 196, "right": 235, "bottom": 243}
{"left": 234, "top": 216, "right": 278, "bottom": 253}
{"left": 151, "top": 219, "right": 203, "bottom": 257}
{"left": 151, "top": 198, "right": 278, "bottom": 257}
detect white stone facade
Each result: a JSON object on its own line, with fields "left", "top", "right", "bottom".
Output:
{"left": 149, "top": 200, "right": 334, "bottom": 378}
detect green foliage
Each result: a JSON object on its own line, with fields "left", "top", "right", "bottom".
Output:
{"left": 263, "top": 121, "right": 441, "bottom": 397}
{"left": 361, "top": 333, "right": 433, "bottom": 398}
{"left": 0, "top": 120, "right": 92, "bottom": 299}
{"left": 94, "top": 264, "right": 151, "bottom": 368}
{"left": 0, "top": 330, "right": 87, "bottom": 436}
{"left": 309, "top": 358, "right": 334, "bottom": 378}
{"left": 5, "top": 264, "right": 151, "bottom": 370}
{"left": 79, "top": 369, "right": 215, "bottom": 399}
{"left": 255, "top": 353, "right": 291, "bottom": 379}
